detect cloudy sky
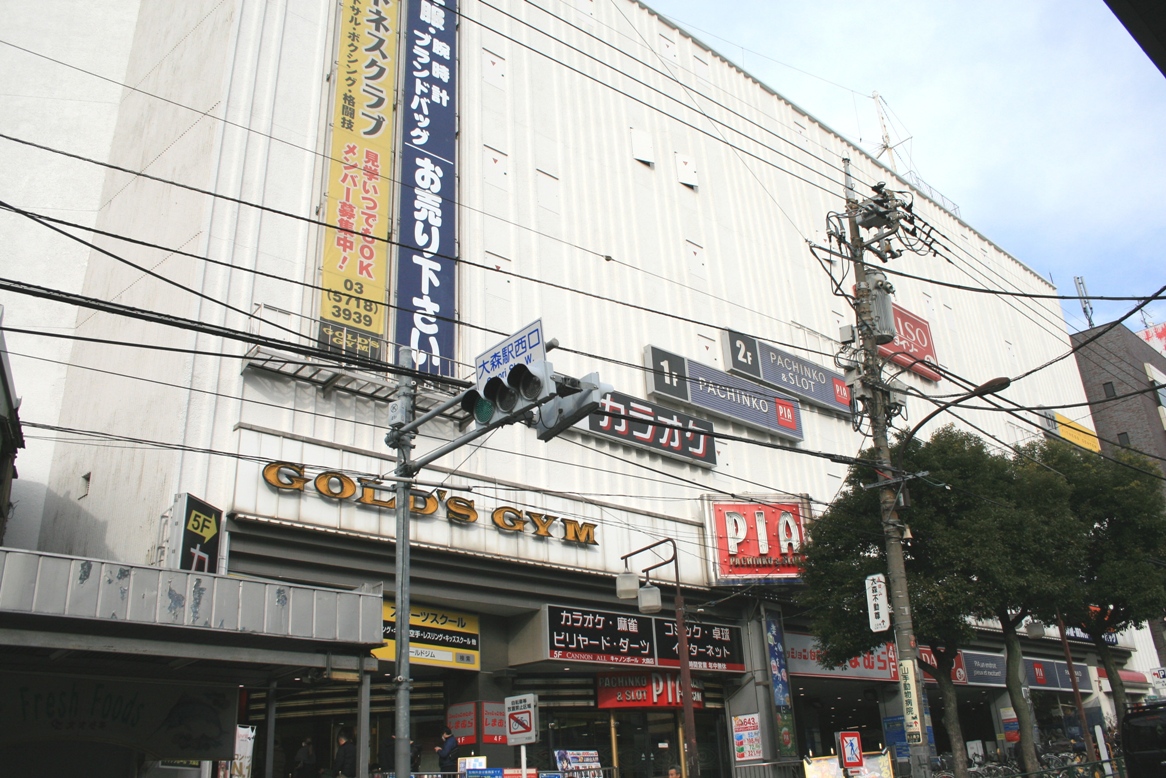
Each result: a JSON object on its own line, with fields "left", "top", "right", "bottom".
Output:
{"left": 645, "top": 0, "right": 1166, "bottom": 333}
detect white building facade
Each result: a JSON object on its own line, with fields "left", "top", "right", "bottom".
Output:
{"left": 1, "top": 0, "right": 1135, "bottom": 774}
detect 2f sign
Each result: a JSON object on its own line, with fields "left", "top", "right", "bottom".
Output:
{"left": 866, "top": 574, "right": 890, "bottom": 632}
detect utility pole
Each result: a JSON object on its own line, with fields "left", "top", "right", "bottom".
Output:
{"left": 841, "top": 159, "right": 931, "bottom": 778}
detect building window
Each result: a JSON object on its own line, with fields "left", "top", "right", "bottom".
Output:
{"left": 1118, "top": 432, "right": 1130, "bottom": 447}
{"left": 1103, "top": 382, "right": 1116, "bottom": 398}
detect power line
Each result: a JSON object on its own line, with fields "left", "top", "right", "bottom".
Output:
{"left": 0, "top": 140, "right": 846, "bottom": 368}
{"left": 0, "top": 278, "right": 468, "bottom": 388}
{"left": 877, "top": 263, "right": 1156, "bottom": 302}
{"left": 1010, "top": 284, "right": 1166, "bottom": 385}
{"left": 904, "top": 364, "right": 1166, "bottom": 482}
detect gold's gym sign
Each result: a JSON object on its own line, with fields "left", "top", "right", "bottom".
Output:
{"left": 262, "top": 462, "right": 598, "bottom": 546}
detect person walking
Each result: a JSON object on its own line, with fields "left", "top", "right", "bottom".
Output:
{"left": 435, "top": 728, "right": 459, "bottom": 774}
{"left": 334, "top": 728, "right": 358, "bottom": 778}
{"left": 292, "top": 737, "right": 316, "bottom": 778}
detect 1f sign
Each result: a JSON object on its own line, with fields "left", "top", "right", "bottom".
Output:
{"left": 865, "top": 574, "right": 889, "bottom": 632}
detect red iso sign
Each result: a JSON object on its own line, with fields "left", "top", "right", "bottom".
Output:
{"left": 504, "top": 694, "right": 538, "bottom": 746}
{"left": 879, "top": 304, "right": 941, "bottom": 382}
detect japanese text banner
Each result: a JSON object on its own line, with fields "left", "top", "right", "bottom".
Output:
{"left": 372, "top": 602, "right": 480, "bottom": 670}
{"left": 319, "top": 0, "right": 400, "bottom": 360}
{"left": 394, "top": 0, "right": 458, "bottom": 375}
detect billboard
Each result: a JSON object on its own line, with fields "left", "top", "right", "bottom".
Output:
{"left": 588, "top": 391, "right": 717, "bottom": 466}
{"left": 646, "top": 345, "right": 804, "bottom": 441}
{"left": 372, "top": 603, "right": 480, "bottom": 670}
{"left": 318, "top": 0, "right": 401, "bottom": 360}
{"left": 393, "top": 0, "right": 459, "bottom": 375}
{"left": 709, "top": 500, "right": 808, "bottom": 582}
{"left": 878, "top": 304, "right": 941, "bottom": 382}
{"left": 725, "top": 330, "right": 852, "bottom": 415}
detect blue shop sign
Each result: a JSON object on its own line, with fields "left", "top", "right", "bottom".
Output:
{"left": 962, "top": 651, "right": 1007, "bottom": 687}
{"left": 393, "top": 0, "right": 459, "bottom": 376}
{"left": 646, "top": 345, "right": 804, "bottom": 442}
{"left": 726, "top": 330, "right": 852, "bottom": 415}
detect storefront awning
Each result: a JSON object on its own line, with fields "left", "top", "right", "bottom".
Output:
{"left": 1097, "top": 667, "right": 1150, "bottom": 687}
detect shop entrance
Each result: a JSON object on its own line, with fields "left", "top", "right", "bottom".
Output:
{"left": 540, "top": 709, "right": 727, "bottom": 778}
{"left": 619, "top": 711, "right": 679, "bottom": 778}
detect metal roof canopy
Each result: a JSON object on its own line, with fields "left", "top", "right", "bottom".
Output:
{"left": 0, "top": 548, "right": 383, "bottom": 686}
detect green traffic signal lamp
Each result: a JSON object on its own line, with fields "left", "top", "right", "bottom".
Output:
{"left": 470, "top": 395, "right": 494, "bottom": 425}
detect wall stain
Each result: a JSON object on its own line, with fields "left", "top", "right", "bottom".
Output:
{"left": 166, "top": 583, "right": 186, "bottom": 616}
{"left": 191, "top": 577, "right": 207, "bottom": 624}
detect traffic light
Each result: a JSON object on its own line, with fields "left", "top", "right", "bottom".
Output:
{"left": 461, "top": 361, "right": 556, "bottom": 429}
{"left": 536, "top": 372, "right": 611, "bottom": 441}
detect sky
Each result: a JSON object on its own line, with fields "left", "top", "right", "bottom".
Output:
{"left": 644, "top": 0, "right": 1166, "bottom": 334}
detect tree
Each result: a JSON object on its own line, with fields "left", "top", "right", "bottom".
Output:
{"left": 800, "top": 426, "right": 1091, "bottom": 775}
{"left": 800, "top": 427, "right": 1014, "bottom": 778}
{"left": 1032, "top": 439, "right": 1166, "bottom": 722}
{"left": 960, "top": 442, "right": 1080, "bottom": 774}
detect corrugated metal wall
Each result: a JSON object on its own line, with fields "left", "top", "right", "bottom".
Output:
{"left": 39, "top": 0, "right": 1092, "bottom": 582}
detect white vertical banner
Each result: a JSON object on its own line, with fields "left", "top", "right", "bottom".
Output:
{"left": 866, "top": 573, "right": 890, "bottom": 632}
{"left": 898, "top": 660, "right": 924, "bottom": 744}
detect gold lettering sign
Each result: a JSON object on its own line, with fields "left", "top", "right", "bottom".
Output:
{"left": 261, "top": 463, "right": 597, "bottom": 546}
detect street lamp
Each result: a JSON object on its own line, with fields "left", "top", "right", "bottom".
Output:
{"left": 617, "top": 540, "right": 699, "bottom": 778}
{"left": 876, "top": 376, "right": 1010, "bottom": 778}
{"left": 896, "top": 376, "right": 1011, "bottom": 454}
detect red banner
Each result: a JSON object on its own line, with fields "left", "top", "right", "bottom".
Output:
{"left": 480, "top": 701, "right": 506, "bottom": 744}
{"left": 878, "top": 304, "right": 941, "bottom": 382}
{"left": 596, "top": 671, "right": 705, "bottom": 709}
{"left": 712, "top": 501, "right": 806, "bottom": 581}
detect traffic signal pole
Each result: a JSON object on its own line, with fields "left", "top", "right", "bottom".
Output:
{"left": 383, "top": 339, "right": 608, "bottom": 778}
{"left": 842, "top": 160, "right": 931, "bottom": 778}
{"left": 393, "top": 347, "right": 417, "bottom": 778}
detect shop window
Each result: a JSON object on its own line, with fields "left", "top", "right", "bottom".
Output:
{"left": 1103, "top": 382, "right": 1116, "bottom": 399}
{"left": 1118, "top": 432, "right": 1130, "bottom": 447}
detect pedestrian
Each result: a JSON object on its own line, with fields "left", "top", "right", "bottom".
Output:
{"left": 293, "top": 737, "right": 316, "bottom": 778}
{"left": 334, "top": 728, "right": 358, "bottom": 778}
{"left": 435, "top": 727, "right": 459, "bottom": 773}
{"left": 667, "top": 765, "right": 682, "bottom": 778}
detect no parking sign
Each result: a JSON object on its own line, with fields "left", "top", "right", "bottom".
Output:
{"left": 505, "top": 694, "right": 538, "bottom": 746}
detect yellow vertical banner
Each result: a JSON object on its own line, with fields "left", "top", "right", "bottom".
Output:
{"left": 318, "top": 0, "right": 400, "bottom": 360}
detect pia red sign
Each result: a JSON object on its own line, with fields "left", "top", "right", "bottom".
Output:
{"left": 596, "top": 671, "right": 704, "bottom": 709}
{"left": 879, "top": 304, "right": 941, "bottom": 382}
{"left": 712, "top": 501, "right": 805, "bottom": 581}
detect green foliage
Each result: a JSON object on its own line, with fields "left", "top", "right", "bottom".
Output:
{"left": 798, "top": 426, "right": 1084, "bottom": 666}
{"left": 1030, "top": 439, "right": 1166, "bottom": 633}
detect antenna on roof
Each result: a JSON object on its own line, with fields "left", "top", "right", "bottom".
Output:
{"left": 1074, "top": 276, "right": 1094, "bottom": 328}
